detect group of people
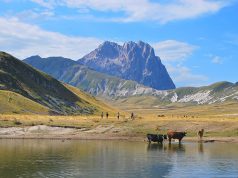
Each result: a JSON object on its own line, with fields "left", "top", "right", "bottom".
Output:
{"left": 100, "top": 112, "right": 135, "bottom": 120}
{"left": 101, "top": 112, "right": 109, "bottom": 119}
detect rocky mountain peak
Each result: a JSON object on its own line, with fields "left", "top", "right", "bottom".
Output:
{"left": 100, "top": 41, "right": 119, "bottom": 48}
{"left": 78, "top": 41, "right": 176, "bottom": 90}
{"left": 122, "top": 41, "right": 155, "bottom": 61}
{"left": 96, "top": 41, "right": 121, "bottom": 59}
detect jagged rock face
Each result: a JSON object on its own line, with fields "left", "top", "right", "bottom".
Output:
{"left": 24, "top": 55, "right": 157, "bottom": 98}
{"left": 78, "top": 41, "right": 176, "bottom": 90}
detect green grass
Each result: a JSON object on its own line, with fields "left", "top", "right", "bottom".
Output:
{"left": 65, "top": 84, "right": 120, "bottom": 115}
{"left": 0, "top": 52, "right": 119, "bottom": 115}
{"left": 0, "top": 90, "right": 50, "bottom": 115}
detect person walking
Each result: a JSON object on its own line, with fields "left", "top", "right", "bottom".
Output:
{"left": 131, "top": 112, "right": 134, "bottom": 120}
{"left": 106, "top": 112, "right": 109, "bottom": 119}
{"left": 101, "top": 112, "right": 104, "bottom": 119}
{"left": 117, "top": 112, "right": 120, "bottom": 120}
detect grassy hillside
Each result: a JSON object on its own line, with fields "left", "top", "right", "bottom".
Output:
{"left": 0, "top": 52, "right": 116, "bottom": 115}
{"left": 65, "top": 84, "right": 119, "bottom": 115}
{"left": 0, "top": 90, "right": 50, "bottom": 114}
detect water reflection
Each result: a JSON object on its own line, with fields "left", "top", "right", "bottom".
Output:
{"left": 198, "top": 142, "right": 204, "bottom": 154}
{"left": 167, "top": 143, "right": 185, "bottom": 153}
{"left": 147, "top": 143, "right": 164, "bottom": 151}
{"left": 147, "top": 143, "right": 186, "bottom": 153}
{"left": 147, "top": 142, "right": 205, "bottom": 154}
{"left": 0, "top": 139, "right": 237, "bottom": 178}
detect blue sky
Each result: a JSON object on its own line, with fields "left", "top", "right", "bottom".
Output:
{"left": 0, "top": 0, "right": 237, "bottom": 87}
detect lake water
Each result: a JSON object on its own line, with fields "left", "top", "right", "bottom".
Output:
{"left": 0, "top": 139, "right": 237, "bottom": 178}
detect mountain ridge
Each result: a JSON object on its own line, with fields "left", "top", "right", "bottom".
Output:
{"left": 78, "top": 41, "right": 176, "bottom": 90}
{"left": 24, "top": 55, "right": 159, "bottom": 98}
{"left": 24, "top": 55, "right": 238, "bottom": 105}
{"left": 0, "top": 52, "right": 115, "bottom": 115}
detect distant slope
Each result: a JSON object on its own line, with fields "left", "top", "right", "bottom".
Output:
{"left": 0, "top": 90, "right": 50, "bottom": 114}
{"left": 111, "top": 81, "right": 238, "bottom": 108}
{"left": 24, "top": 55, "right": 77, "bottom": 79}
{"left": 24, "top": 55, "right": 238, "bottom": 106}
{"left": 65, "top": 84, "right": 117, "bottom": 115}
{"left": 0, "top": 52, "right": 114, "bottom": 115}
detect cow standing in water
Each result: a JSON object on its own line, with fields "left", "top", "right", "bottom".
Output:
{"left": 167, "top": 130, "right": 187, "bottom": 143}
{"left": 147, "top": 134, "right": 167, "bottom": 144}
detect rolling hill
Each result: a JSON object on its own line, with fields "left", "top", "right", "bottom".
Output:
{"left": 110, "top": 81, "right": 238, "bottom": 109}
{"left": 0, "top": 52, "right": 115, "bottom": 115}
{"left": 24, "top": 55, "right": 238, "bottom": 106}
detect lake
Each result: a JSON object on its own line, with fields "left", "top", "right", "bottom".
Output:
{"left": 0, "top": 139, "right": 237, "bottom": 178}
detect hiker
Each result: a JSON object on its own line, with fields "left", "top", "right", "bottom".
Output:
{"left": 131, "top": 112, "right": 134, "bottom": 120}
{"left": 106, "top": 112, "right": 109, "bottom": 119}
{"left": 117, "top": 112, "right": 120, "bottom": 120}
{"left": 101, "top": 112, "right": 104, "bottom": 119}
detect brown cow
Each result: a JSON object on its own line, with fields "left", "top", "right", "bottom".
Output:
{"left": 167, "top": 130, "right": 187, "bottom": 143}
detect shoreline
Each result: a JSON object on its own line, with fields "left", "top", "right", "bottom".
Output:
{"left": 1, "top": 135, "right": 238, "bottom": 143}
{"left": 1, "top": 125, "right": 238, "bottom": 143}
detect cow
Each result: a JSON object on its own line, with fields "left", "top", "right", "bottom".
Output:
{"left": 167, "top": 130, "right": 186, "bottom": 143}
{"left": 197, "top": 129, "right": 204, "bottom": 140}
{"left": 147, "top": 134, "right": 167, "bottom": 144}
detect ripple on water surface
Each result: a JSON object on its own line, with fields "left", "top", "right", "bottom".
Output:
{"left": 0, "top": 139, "right": 237, "bottom": 178}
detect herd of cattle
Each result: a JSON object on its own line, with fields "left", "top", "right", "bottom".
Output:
{"left": 147, "top": 129, "right": 204, "bottom": 144}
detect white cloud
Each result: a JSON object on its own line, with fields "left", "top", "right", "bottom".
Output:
{"left": 154, "top": 40, "right": 208, "bottom": 86}
{"left": 211, "top": 56, "right": 223, "bottom": 64}
{"left": 152, "top": 40, "right": 207, "bottom": 86}
{"left": 30, "top": 0, "right": 56, "bottom": 9}
{"left": 30, "top": 0, "right": 229, "bottom": 23}
{"left": 0, "top": 17, "right": 102, "bottom": 59}
{"left": 166, "top": 64, "right": 208, "bottom": 87}
{"left": 152, "top": 40, "right": 197, "bottom": 62}
{"left": 15, "top": 9, "right": 55, "bottom": 21}
{"left": 0, "top": 17, "right": 196, "bottom": 63}
{"left": 0, "top": 16, "right": 207, "bottom": 87}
